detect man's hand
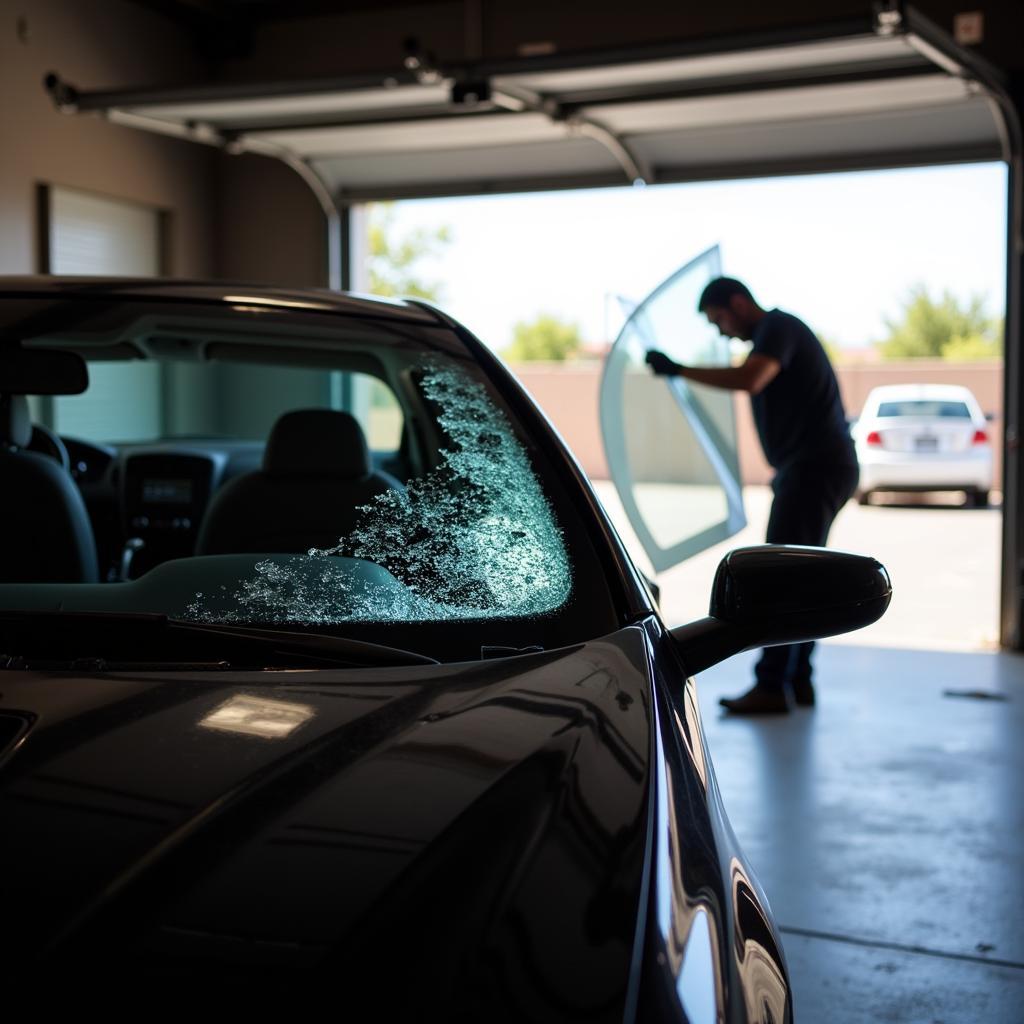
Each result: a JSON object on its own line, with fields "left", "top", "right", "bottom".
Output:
{"left": 645, "top": 350, "right": 681, "bottom": 376}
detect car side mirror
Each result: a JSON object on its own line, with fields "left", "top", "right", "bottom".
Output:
{"left": 669, "top": 545, "right": 891, "bottom": 676}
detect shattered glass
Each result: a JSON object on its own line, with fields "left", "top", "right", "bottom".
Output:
{"left": 184, "top": 361, "right": 572, "bottom": 624}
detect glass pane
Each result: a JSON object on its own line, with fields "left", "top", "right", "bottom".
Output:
{"left": 55, "top": 362, "right": 163, "bottom": 441}
{"left": 365, "top": 378, "right": 403, "bottom": 451}
{"left": 600, "top": 245, "right": 745, "bottom": 573}
{"left": 184, "top": 359, "right": 571, "bottom": 625}
{"left": 877, "top": 400, "right": 971, "bottom": 419}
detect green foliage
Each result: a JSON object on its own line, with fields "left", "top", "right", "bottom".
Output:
{"left": 367, "top": 202, "right": 452, "bottom": 301}
{"left": 817, "top": 333, "right": 843, "bottom": 364}
{"left": 503, "top": 314, "right": 583, "bottom": 362}
{"left": 941, "top": 332, "right": 1003, "bottom": 362}
{"left": 878, "top": 284, "right": 1002, "bottom": 361}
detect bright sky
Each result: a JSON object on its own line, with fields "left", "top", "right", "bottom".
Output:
{"left": 378, "top": 162, "right": 1007, "bottom": 352}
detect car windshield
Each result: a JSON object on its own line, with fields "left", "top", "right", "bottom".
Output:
{"left": 876, "top": 400, "right": 972, "bottom": 419}
{"left": 0, "top": 290, "right": 621, "bottom": 663}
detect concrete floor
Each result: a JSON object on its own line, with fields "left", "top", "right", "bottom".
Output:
{"left": 592, "top": 483, "right": 1021, "bottom": 1020}
{"left": 697, "top": 646, "right": 1024, "bottom": 1023}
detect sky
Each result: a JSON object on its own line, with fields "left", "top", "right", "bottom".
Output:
{"left": 372, "top": 162, "right": 1008, "bottom": 353}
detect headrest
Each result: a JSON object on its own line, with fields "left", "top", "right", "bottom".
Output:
{"left": 263, "top": 409, "right": 372, "bottom": 479}
{"left": 0, "top": 394, "right": 31, "bottom": 449}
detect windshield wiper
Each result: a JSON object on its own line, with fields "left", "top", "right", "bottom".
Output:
{"left": 0, "top": 611, "right": 437, "bottom": 670}
{"left": 169, "top": 620, "right": 438, "bottom": 668}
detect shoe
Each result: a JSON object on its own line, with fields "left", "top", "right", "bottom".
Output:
{"left": 791, "top": 680, "right": 816, "bottom": 707}
{"left": 719, "top": 684, "right": 791, "bottom": 715}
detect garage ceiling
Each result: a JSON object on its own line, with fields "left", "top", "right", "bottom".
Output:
{"left": 51, "top": 8, "right": 1007, "bottom": 202}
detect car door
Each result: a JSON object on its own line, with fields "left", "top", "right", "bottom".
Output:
{"left": 599, "top": 245, "right": 745, "bottom": 574}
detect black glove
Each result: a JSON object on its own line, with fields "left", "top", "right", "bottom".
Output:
{"left": 645, "top": 350, "right": 678, "bottom": 376}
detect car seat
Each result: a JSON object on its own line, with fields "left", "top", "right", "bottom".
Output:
{"left": 195, "top": 408, "right": 404, "bottom": 556}
{"left": 0, "top": 394, "right": 100, "bottom": 582}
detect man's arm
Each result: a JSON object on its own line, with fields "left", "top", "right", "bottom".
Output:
{"left": 646, "top": 350, "right": 780, "bottom": 395}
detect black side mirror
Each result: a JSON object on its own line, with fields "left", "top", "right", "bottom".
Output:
{"left": 669, "top": 545, "right": 891, "bottom": 676}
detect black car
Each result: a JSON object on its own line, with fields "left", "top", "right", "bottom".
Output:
{"left": 0, "top": 278, "right": 890, "bottom": 1017}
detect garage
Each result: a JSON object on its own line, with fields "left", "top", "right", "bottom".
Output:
{"left": 1, "top": 0, "right": 1022, "bottom": 1017}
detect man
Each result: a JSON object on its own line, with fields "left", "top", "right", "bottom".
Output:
{"left": 646, "top": 277, "right": 858, "bottom": 714}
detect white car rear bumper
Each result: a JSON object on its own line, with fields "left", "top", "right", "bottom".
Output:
{"left": 857, "top": 449, "right": 993, "bottom": 492}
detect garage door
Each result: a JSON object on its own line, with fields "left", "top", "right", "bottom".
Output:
{"left": 49, "top": 7, "right": 1006, "bottom": 203}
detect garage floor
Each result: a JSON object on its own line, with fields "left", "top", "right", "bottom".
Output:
{"left": 697, "top": 645, "right": 1024, "bottom": 1023}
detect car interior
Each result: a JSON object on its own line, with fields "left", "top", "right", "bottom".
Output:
{"left": 4, "top": 391, "right": 416, "bottom": 583}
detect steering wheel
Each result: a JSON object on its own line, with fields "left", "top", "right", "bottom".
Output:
{"left": 27, "top": 423, "right": 71, "bottom": 473}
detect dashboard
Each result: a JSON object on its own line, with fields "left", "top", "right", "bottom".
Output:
{"left": 64, "top": 437, "right": 264, "bottom": 579}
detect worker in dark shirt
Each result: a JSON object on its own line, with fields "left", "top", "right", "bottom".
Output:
{"left": 646, "top": 276, "right": 858, "bottom": 714}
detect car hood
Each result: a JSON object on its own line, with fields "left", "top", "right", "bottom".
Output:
{"left": 1, "top": 626, "right": 652, "bottom": 1012}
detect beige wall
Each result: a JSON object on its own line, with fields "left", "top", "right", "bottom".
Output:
{"left": 510, "top": 359, "right": 1005, "bottom": 487}
{"left": 215, "top": 153, "right": 327, "bottom": 288}
{"left": 0, "top": 0, "right": 216, "bottom": 277}
{"left": 0, "top": 0, "right": 332, "bottom": 288}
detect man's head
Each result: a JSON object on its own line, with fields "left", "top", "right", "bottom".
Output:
{"left": 698, "top": 277, "right": 764, "bottom": 341}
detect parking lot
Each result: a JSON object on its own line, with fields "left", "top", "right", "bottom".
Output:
{"left": 594, "top": 483, "right": 1002, "bottom": 652}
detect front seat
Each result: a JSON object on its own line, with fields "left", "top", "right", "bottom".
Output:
{"left": 196, "top": 409, "right": 404, "bottom": 556}
{"left": 0, "top": 394, "right": 99, "bottom": 583}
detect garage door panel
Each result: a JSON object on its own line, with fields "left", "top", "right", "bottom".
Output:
{"left": 315, "top": 138, "right": 623, "bottom": 192}
{"left": 61, "top": 17, "right": 1005, "bottom": 200}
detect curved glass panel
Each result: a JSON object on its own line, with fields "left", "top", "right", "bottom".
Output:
{"left": 599, "top": 245, "right": 745, "bottom": 573}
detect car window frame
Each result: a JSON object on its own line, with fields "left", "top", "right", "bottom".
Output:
{"left": 0, "top": 291, "right": 638, "bottom": 660}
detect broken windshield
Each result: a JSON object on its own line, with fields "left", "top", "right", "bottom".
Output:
{"left": 183, "top": 359, "right": 572, "bottom": 625}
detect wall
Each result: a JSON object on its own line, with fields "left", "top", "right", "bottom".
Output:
{"left": 0, "top": 0, "right": 217, "bottom": 277}
{"left": 213, "top": 1, "right": 1024, "bottom": 81}
{"left": 214, "top": 152, "right": 327, "bottom": 288}
{"left": 510, "top": 359, "right": 1005, "bottom": 487}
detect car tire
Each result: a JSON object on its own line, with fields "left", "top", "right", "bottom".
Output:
{"left": 969, "top": 489, "right": 989, "bottom": 509}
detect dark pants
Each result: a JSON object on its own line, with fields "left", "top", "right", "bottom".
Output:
{"left": 755, "top": 459, "right": 860, "bottom": 691}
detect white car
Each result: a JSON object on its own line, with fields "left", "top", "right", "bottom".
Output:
{"left": 853, "top": 383, "right": 994, "bottom": 506}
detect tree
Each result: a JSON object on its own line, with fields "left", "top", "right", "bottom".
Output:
{"left": 816, "top": 332, "right": 843, "bottom": 364}
{"left": 366, "top": 202, "right": 452, "bottom": 301}
{"left": 942, "top": 331, "right": 1003, "bottom": 362}
{"left": 877, "top": 284, "right": 1001, "bottom": 361}
{"left": 503, "top": 314, "right": 583, "bottom": 361}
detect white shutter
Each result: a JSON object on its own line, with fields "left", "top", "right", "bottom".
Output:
{"left": 49, "top": 187, "right": 163, "bottom": 440}
{"left": 49, "top": 188, "right": 160, "bottom": 276}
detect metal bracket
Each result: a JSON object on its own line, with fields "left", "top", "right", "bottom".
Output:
{"left": 492, "top": 81, "right": 651, "bottom": 185}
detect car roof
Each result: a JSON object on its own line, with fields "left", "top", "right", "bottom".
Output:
{"left": 864, "top": 383, "right": 980, "bottom": 403}
{"left": 0, "top": 275, "right": 442, "bottom": 325}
